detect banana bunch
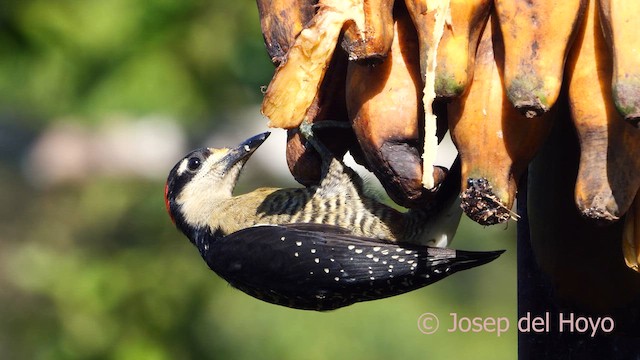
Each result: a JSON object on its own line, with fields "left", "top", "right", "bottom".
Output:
{"left": 256, "top": 0, "right": 640, "bottom": 268}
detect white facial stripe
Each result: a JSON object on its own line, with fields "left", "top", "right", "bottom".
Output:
{"left": 176, "top": 158, "right": 190, "bottom": 176}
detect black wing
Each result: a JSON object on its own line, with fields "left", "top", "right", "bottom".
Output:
{"left": 205, "top": 224, "right": 503, "bottom": 311}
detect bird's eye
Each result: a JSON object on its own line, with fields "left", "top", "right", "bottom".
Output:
{"left": 187, "top": 156, "right": 202, "bottom": 171}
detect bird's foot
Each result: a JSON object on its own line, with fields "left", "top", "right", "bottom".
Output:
{"left": 298, "top": 119, "right": 351, "bottom": 163}
{"left": 300, "top": 119, "right": 352, "bottom": 135}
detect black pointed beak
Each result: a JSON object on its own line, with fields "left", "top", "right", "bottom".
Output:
{"left": 218, "top": 132, "right": 270, "bottom": 168}
{"left": 239, "top": 132, "right": 271, "bottom": 153}
{"left": 426, "top": 247, "right": 505, "bottom": 274}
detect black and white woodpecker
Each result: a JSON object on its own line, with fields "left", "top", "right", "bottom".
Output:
{"left": 164, "top": 131, "right": 503, "bottom": 311}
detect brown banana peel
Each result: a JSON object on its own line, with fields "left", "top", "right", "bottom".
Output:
{"left": 262, "top": 0, "right": 366, "bottom": 129}
{"left": 256, "top": 0, "right": 317, "bottom": 65}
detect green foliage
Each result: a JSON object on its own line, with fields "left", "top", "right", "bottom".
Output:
{"left": 0, "top": 0, "right": 272, "bottom": 126}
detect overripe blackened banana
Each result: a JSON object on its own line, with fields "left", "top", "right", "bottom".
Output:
{"left": 435, "top": 0, "right": 492, "bottom": 98}
{"left": 342, "top": 0, "right": 395, "bottom": 62}
{"left": 347, "top": 8, "right": 446, "bottom": 208}
{"left": 566, "top": 0, "right": 640, "bottom": 224}
{"left": 449, "top": 15, "right": 553, "bottom": 225}
{"left": 262, "top": 0, "right": 366, "bottom": 129}
{"left": 598, "top": 0, "right": 640, "bottom": 127}
{"left": 256, "top": 0, "right": 317, "bottom": 65}
{"left": 494, "top": 0, "right": 587, "bottom": 118}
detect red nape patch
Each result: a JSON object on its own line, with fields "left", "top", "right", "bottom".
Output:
{"left": 164, "top": 182, "right": 175, "bottom": 224}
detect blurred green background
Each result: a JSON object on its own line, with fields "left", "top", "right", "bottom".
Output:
{"left": 0, "top": 0, "right": 516, "bottom": 358}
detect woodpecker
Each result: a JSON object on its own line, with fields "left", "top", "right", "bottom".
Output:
{"left": 165, "top": 131, "right": 503, "bottom": 311}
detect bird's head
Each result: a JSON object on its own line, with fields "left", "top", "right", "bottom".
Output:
{"left": 164, "top": 132, "right": 270, "bottom": 232}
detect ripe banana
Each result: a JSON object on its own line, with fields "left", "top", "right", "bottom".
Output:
{"left": 435, "top": 0, "right": 492, "bottom": 98}
{"left": 346, "top": 9, "right": 446, "bottom": 207}
{"left": 448, "top": 15, "right": 553, "bottom": 225}
{"left": 623, "top": 193, "right": 640, "bottom": 272}
{"left": 598, "top": 0, "right": 640, "bottom": 127}
{"left": 342, "top": 0, "right": 395, "bottom": 62}
{"left": 494, "top": 0, "right": 587, "bottom": 118}
{"left": 261, "top": 0, "right": 365, "bottom": 129}
{"left": 256, "top": 0, "right": 317, "bottom": 65}
{"left": 566, "top": 0, "right": 640, "bottom": 224}
{"left": 285, "top": 50, "right": 353, "bottom": 185}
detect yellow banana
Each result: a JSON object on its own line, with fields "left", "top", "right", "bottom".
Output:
{"left": 566, "top": 0, "right": 640, "bottom": 223}
{"left": 449, "top": 15, "right": 553, "bottom": 225}
{"left": 494, "top": 0, "right": 587, "bottom": 118}
{"left": 342, "top": 0, "right": 395, "bottom": 61}
{"left": 435, "top": 0, "right": 492, "bottom": 98}
{"left": 598, "top": 0, "right": 640, "bottom": 127}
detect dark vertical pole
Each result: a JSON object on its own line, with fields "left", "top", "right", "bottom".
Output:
{"left": 518, "top": 104, "right": 640, "bottom": 359}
